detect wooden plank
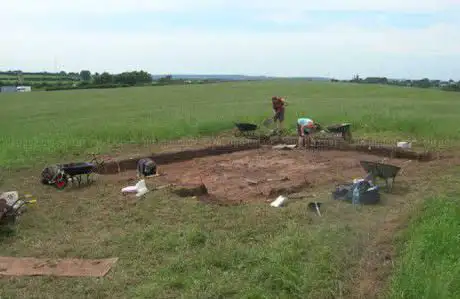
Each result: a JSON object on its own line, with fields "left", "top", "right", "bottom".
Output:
{"left": 0, "top": 257, "right": 118, "bottom": 277}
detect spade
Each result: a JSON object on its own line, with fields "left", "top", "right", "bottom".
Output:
{"left": 308, "top": 202, "right": 322, "bottom": 216}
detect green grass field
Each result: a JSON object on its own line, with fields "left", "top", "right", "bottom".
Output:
{"left": 1, "top": 81, "right": 459, "bottom": 168}
{"left": 1, "top": 81, "right": 459, "bottom": 298}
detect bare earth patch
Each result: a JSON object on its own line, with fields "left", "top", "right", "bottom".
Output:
{"left": 101, "top": 147, "right": 411, "bottom": 204}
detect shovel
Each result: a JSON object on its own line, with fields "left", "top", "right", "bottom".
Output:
{"left": 308, "top": 202, "right": 322, "bottom": 216}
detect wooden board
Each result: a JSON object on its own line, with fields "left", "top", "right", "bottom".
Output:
{"left": 0, "top": 256, "right": 118, "bottom": 277}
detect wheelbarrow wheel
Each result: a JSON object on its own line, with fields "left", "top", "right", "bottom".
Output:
{"left": 234, "top": 130, "right": 243, "bottom": 137}
{"left": 54, "top": 174, "right": 68, "bottom": 189}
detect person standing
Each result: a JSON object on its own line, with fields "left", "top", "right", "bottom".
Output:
{"left": 271, "top": 96, "right": 287, "bottom": 131}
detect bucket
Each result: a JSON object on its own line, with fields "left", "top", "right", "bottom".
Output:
{"left": 397, "top": 141, "right": 411, "bottom": 149}
{"left": 270, "top": 195, "right": 287, "bottom": 207}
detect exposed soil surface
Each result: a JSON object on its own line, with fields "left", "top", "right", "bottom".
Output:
{"left": 102, "top": 147, "right": 412, "bottom": 204}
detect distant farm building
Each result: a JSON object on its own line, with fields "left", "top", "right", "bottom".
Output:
{"left": 0, "top": 86, "right": 32, "bottom": 93}
{"left": 16, "top": 86, "right": 32, "bottom": 92}
{"left": 0, "top": 86, "right": 17, "bottom": 93}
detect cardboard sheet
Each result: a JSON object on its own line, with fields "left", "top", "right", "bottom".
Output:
{"left": 0, "top": 256, "right": 118, "bottom": 277}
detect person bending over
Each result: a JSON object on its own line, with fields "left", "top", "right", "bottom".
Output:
{"left": 297, "top": 117, "right": 321, "bottom": 147}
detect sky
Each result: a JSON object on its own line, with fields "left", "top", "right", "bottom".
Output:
{"left": 1, "top": 0, "right": 460, "bottom": 80}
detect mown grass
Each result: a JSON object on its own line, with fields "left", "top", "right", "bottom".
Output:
{"left": 387, "top": 168, "right": 460, "bottom": 299}
{"left": 0, "top": 175, "right": 373, "bottom": 299}
{"left": 1, "top": 81, "right": 459, "bottom": 167}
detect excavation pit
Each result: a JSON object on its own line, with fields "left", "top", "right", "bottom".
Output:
{"left": 134, "top": 147, "right": 414, "bottom": 204}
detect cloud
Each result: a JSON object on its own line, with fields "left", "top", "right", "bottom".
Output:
{"left": 4, "top": 0, "right": 460, "bottom": 16}
{"left": 2, "top": 22, "right": 459, "bottom": 76}
{"left": 1, "top": 1, "right": 459, "bottom": 79}
{"left": 2, "top": 0, "right": 206, "bottom": 15}
{"left": 243, "top": 0, "right": 459, "bottom": 13}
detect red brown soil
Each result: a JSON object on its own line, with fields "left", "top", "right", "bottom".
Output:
{"left": 108, "top": 147, "right": 412, "bottom": 204}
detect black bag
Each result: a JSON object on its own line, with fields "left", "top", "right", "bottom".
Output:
{"left": 332, "top": 180, "right": 380, "bottom": 205}
{"left": 137, "top": 158, "right": 157, "bottom": 177}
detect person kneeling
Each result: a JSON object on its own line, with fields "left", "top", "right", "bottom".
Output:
{"left": 296, "top": 117, "right": 321, "bottom": 148}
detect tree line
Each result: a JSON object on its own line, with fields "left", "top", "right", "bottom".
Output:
{"left": 0, "top": 70, "right": 154, "bottom": 91}
{"left": 0, "top": 70, "right": 221, "bottom": 91}
{"left": 334, "top": 75, "right": 460, "bottom": 92}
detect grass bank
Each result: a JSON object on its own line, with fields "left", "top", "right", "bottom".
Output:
{"left": 388, "top": 193, "right": 460, "bottom": 299}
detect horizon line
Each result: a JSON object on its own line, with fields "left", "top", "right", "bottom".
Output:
{"left": 0, "top": 70, "right": 458, "bottom": 81}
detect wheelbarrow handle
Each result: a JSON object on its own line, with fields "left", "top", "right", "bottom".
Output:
{"left": 5, "top": 197, "right": 36, "bottom": 213}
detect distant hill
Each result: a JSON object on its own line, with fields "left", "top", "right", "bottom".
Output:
{"left": 151, "top": 74, "right": 331, "bottom": 81}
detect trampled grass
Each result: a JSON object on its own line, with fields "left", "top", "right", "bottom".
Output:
{"left": 0, "top": 184, "right": 365, "bottom": 298}
{"left": 1, "top": 81, "right": 459, "bottom": 167}
{"left": 388, "top": 193, "right": 460, "bottom": 299}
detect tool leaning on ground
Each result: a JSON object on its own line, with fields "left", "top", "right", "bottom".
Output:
{"left": 308, "top": 202, "right": 322, "bottom": 216}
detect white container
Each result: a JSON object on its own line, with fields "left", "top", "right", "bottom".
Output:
{"left": 121, "top": 180, "right": 149, "bottom": 197}
{"left": 270, "top": 195, "right": 287, "bottom": 207}
{"left": 397, "top": 141, "right": 412, "bottom": 149}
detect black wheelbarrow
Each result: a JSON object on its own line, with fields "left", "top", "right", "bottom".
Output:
{"left": 234, "top": 122, "right": 259, "bottom": 137}
{"left": 326, "top": 123, "right": 352, "bottom": 142}
{"left": 360, "top": 160, "right": 401, "bottom": 192}
{"left": 41, "top": 154, "right": 105, "bottom": 190}
{"left": 41, "top": 162, "right": 96, "bottom": 189}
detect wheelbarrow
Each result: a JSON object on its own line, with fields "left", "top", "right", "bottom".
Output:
{"left": 41, "top": 162, "right": 96, "bottom": 189}
{"left": 233, "top": 122, "right": 274, "bottom": 140}
{"left": 233, "top": 122, "right": 260, "bottom": 139}
{"left": 325, "top": 123, "right": 352, "bottom": 142}
{"left": 359, "top": 160, "right": 401, "bottom": 192}
{"left": 0, "top": 194, "right": 36, "bottom": 226}
{"left": 40, "top": 154, "right": 105, "bottom": 190}
{"left": 234, "top": 117, "right": 291, "bottom": 139}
